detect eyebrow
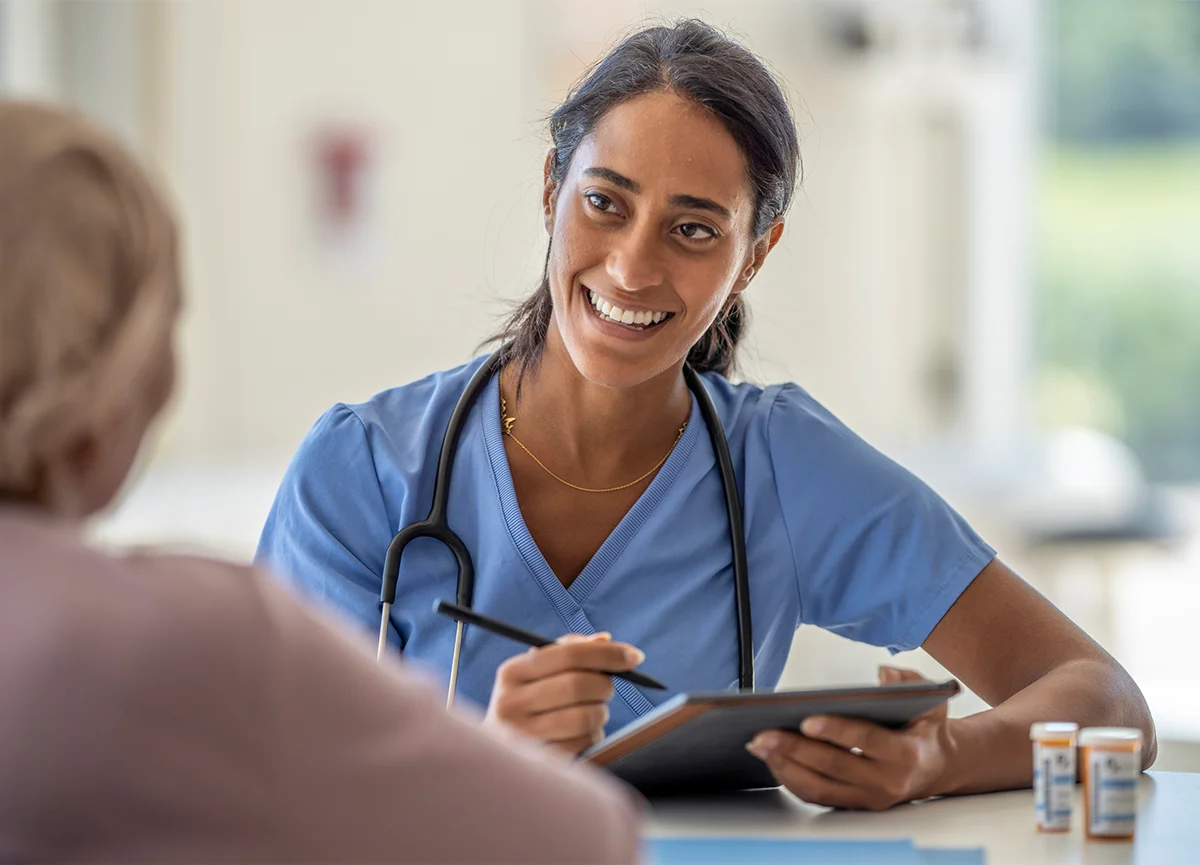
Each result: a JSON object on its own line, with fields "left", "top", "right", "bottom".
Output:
{"left": 582, "top": 166, "right": 733, "bottom": 221}
{"left": 669, "top": 193, "right": 732, "bottom": 220}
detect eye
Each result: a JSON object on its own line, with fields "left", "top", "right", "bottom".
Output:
{"left": 675, "top": 222, "right": 719, "bottom": 242}
{"left": 585, "top": 192, "right": 619, "bottom": 214}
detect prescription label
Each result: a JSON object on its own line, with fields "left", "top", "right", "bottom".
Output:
{"left": 1086, "top": 749, "right": 1138, "bottom": 837}
{"left": 1033, "top": 743, "right": 1075, "bottom": 831}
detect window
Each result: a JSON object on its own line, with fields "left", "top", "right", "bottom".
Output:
{"left": 1038, "top": 0, "right": 1200, "bottom": 481}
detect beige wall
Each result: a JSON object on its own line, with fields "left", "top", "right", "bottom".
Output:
{"left": 143, "top": 0, "right": 1031, "bottom": 470}
{"left": 156, "top": 0, "right": 546, "bottom": 459}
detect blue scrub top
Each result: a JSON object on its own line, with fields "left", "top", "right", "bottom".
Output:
{"left": 256, "top": 357, "right": 994, "bottom": 734}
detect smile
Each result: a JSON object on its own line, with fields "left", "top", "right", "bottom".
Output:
{"left": 585, "top": 287, "right": 674, "bottom": 330}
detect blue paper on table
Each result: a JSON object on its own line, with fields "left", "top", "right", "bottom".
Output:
{"left": 918, "top": 849, "right": 985, "bottom": 865}
{"left": 646, "top": 838, "right": 987, "bottom": 865}
{"left": 645, "top": 837, "right": 922, "bottom": 864}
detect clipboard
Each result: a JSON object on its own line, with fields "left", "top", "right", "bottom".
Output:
{"left": 583, "top": 679, "right": 960, "bottom": 795}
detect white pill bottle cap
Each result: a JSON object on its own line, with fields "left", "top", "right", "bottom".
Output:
{"left": 1079, "top": 727, "right": 1143, "bottom": 747}
{"left": 1030, "top": 722, "right": 1079, "bottom": 740}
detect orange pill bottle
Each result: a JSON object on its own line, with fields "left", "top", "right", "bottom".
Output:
{"left": 1030, "top": 722, "right": 1079, "bottom": 832}
{"left": 1080, "top": 727, "right": 1143, "bottom": 841}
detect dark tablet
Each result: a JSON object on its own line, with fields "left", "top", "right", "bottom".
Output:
{"left": 582, "top": 680, "right": 960, "bottom": 795}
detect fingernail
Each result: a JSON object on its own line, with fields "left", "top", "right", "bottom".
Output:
{"left": 879, "top": 666, "right": 897, "bottom": 683}
{"left": 745, "top": 740, "right": 770, "bottom": 760}
{"left": 625, "top": 647, "right": 646, "bottom": 666}
{"left": 588, "top": 632, "right": 612, "bottom": 641}
{"left": 746, "top": 732, "right": 778, "bottom": 759}
{"left": 801, "top": 717, "right": 825, "bottom": 736}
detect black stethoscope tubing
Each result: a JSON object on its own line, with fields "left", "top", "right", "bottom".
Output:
{"left": 377, "top": 349, "right": 754, "bottom": 705}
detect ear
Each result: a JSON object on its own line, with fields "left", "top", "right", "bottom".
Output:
{"left": 36, "top": 425, "right": 106, "bottom": 516}
{"left": 542, "top": 148, "right": 559, "bottom": 235}
{"left": 52, "top": 401, "right": 141, "bottom": 517}
{"left": 733, "top": 218, "right": 785, "bottom": 294}
{"left": 60, "top": 428, "right": 104, "bottom": 491}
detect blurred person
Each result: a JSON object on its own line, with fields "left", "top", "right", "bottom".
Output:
{"left": 258, "top": 20, "right": 1155, "bottom": 810}
{"left": 0, "top": 99, "right": 641, "bottom": 864}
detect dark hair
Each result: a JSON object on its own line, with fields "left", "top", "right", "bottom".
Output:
{"left": 488, "top": 19, "right": 800, "bottom": 380}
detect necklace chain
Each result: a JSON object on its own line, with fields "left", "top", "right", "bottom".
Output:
{"left": 500, "top": 393, "right": 688, "bottom": 494}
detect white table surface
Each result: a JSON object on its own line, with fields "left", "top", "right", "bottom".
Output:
{"left": 647, "top": 771, "right": 1197, "bottom": 864}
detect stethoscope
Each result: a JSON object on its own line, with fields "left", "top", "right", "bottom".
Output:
{"left": 376, "top": 349, "right": 754, "bottom": 707}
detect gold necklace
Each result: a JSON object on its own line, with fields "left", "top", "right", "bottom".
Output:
{"left": 500, "top": 393, "right": 689, "bottom": 494}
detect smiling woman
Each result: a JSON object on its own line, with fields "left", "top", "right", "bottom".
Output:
{"left": 257, "top": 19, "right": 1156, "bottom": 811}
{"left": 524, "top": 90, "right": 773, "bottom": 386}
{"left": 493, "top": 23, "right": 797, "bottom": 386}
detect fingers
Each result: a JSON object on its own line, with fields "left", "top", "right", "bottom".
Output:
{"left": 522, "top": 702, "right": 610, "bottom": 745}
{"left": 550, "top": 734, "right": 604, "bottom": 756}
{"left": 747, "top": 730, "right": 879, "bottom": 788}
{"left": 489, "top": 633, "right": 636, "bottom": 755}
{"left": 747, "top": 729, "right": 911, "bottom": 811}
{"left": 879, "top": 664, "right": 929, "bottom": 685}
{"left": 750, "top": 738, "right": 876, "bottom": 810}
{"left": 508, "top": 670, "right": 615, "bottom": 715}
{"left": 767, "top": 759, "right": 894, "bottom": 811}
{"left": 743, "top": 667, "right": 950, "bottom": 810}
{"left": 497, "top": 635, "right": 644, "bottom": 686}
{"left": 798, "top": 715, "right": 897, "bottom": 761}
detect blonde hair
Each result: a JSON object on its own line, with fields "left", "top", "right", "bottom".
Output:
{"left": 0, "top": 100, "right": 182, "bottom": 507}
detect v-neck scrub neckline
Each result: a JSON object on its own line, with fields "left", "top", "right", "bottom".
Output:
{"left": 480, "top": 372, "right": 704, "bottom": 718}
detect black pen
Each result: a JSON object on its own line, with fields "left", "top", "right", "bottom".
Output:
{"left": 433, "top": 600, "right": 668, "bottom": 691}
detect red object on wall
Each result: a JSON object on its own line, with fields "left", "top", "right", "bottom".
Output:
{"left": 315, "top": 126, "right": 372, "bottom": 228}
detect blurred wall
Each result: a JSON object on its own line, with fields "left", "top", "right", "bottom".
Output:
{"left": 154, "top": 0, "right": 545, "bottom": 461}
{"left": 136, "top": 0, "right": 1034, "bottom": 470}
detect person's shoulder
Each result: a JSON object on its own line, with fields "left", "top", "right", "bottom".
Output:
{"left": 106, "top": 549, "right": 275, "bottom": 656}
{"left": 695, "top": 371, "right": 773, "bottom": 430}
{"left": 0, "top": 510, "right": 131, "bottom": 614}
{"left": 697, "top": 372, "right": 834, "bottom": 441}
{"left": 0, "top": 522, "right": 277, "bottom": 722}
{"left": 697, "top": 371, "right": 858, "bottom": 440}
{"left": 700, "top": 373, "right": 906, "bottom": 484}
{"left": 753, "top": 380, "right": 935, "bottom": 512}
{"left": 763, "top": 381, "right": 861, "bottom": 442}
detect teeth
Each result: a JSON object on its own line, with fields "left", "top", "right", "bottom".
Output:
{"left": 586, "top": 288, "right": 670, "bottom": 328}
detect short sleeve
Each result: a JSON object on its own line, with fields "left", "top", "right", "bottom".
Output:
{"left": 255, "top": 405, "right": 397, "bottom": 643}
{"left": 766, "top": 384, "right": 995, "bottom": 651}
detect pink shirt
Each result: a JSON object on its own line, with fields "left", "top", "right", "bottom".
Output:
{"left": 0, "top": 507, "right": 641, "bottom": 863}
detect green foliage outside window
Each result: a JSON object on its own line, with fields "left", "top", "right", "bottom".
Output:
{"left": 1039, "top": 0, "right": 1200, "bottom": 480}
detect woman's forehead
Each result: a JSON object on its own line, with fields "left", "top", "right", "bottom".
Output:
{"left": 570, "top": 91, "right": 754, "bottom": 218}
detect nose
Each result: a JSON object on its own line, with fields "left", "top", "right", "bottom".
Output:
{"left": 605, "top": 220, "right": 666, "bottom": 293}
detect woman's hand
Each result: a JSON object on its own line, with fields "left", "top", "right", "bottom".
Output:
{"left": 486, "top": 633, "right": 644, "bottom": 755}
{"left": 746, "top": 666, "right": 952, "bottom": 810}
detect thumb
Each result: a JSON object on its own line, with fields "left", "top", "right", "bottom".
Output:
{"left": 880, "top": 665, "right": 948, "bottom": 723}
{"left": 879, "top": 665, "right": 929, "bottom": 685}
